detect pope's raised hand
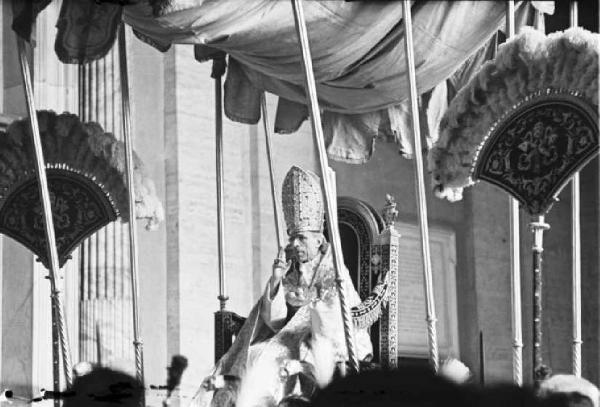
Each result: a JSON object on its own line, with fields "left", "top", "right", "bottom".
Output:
{"left": 272, "top": 247, "right": 291, "bottom": 283}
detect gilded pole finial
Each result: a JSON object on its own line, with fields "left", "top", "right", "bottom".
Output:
{"left": 382, "top": 194, "right": 398, "bottom": 229}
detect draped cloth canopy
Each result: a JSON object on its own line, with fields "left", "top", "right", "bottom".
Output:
{"left": 124, "top": 0, "right": 541, "bottom": 162}
{"left": 13, "top": 0, "right": 551, "bottom": 164}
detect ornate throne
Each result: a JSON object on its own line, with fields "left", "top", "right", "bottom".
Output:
{"left": 214, "top": 196, "right": 400, "bottom": 367}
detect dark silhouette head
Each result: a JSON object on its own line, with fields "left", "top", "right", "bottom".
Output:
{"left": 63, "top": 367, "right": 143, "bottom": 407}
{"left": 310, "top": 365, "right": 470, "bottom": 407}
{"left": 473, "top": 383, "right": 546, "bottom": 407}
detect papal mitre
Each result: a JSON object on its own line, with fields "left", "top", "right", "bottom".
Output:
{"left": 282, "top": 166, "right": 324, "bottom": 236}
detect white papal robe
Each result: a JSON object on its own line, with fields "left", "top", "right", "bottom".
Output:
{"left": 193, "top": 245, "right": 372, "bottom": 407}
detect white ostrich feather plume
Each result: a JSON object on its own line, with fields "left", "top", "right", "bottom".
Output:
{"left": 429, "top": 27, "right": 599, "bottom": 200}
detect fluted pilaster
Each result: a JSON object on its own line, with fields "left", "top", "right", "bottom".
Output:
{"left": 78, "top": 45, "right": 134, "bottom": 370}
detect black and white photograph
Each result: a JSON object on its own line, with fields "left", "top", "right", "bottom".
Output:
{"left": 0, "top": 1, "right": 598, "bottom": 406}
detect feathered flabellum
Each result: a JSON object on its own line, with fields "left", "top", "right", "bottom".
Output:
{"left": 429, "top": 27, "right": 599, "bottom": 201}
{"left": 3, "top": 110, "right": 164, "bottom": 229}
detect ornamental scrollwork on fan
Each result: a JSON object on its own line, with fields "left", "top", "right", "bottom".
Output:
{"left": 0, "top": 110, "right": 164, "bottom": 268}
{"left": 429, "top": 27, "right": 599, "bottom": 214}
{"left": 475, "top": 96, "right": 598, "bottom": 215}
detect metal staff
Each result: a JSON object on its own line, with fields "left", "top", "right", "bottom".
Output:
{"left": 570, "top": 139, "right": 582, "bottom": 379}
{"left": 51, "top": 302, "right": 61, "bottom": 407}
{"left": 529, "top": 5, "right": 553, "bottom": 385}
{"left": 401, "top": 0, "right": 439, "bottom": 372}
{"left": 16, "top": 37, "right": 74, "bottom": 389}
{"left": 212, "top": 55, "right": 229, "bottom": 312}
{"left": 260, "top": 94, "right": 285, "bottom": 249}
{"left": 569, "top": 0, "right": 582, "bottom": 378}
{"left": 509, "top": 197, "right": 523, "bottom": 385}
{"left": 291, "top": 0, "right": 360, "bottom": 374}
{"left": 506, "top": 0, "right": 524, "bottom": 386}
{"left": 530, "top": 216, "right": 550, "bottom": 383}
{"left": 117, "top": 24, "right": 145, "bottom": 397}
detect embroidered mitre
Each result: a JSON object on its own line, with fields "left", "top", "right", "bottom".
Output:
{"left": 282, "top": 166, "right": 324, "bottom": 236}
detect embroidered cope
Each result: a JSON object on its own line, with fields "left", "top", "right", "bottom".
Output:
{"left": 194, "top": 246, "right": 372, "bottom": 406}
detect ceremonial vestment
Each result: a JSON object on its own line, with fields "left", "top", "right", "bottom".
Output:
{"left": 194, "top": 166, "right": 372, "bottom": 407}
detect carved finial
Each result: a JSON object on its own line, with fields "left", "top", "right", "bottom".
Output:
{"left": 382, "top": 194, "right": 398, "bottom": 229}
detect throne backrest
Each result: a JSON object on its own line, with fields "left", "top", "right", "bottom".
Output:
{"left": 324, "top": 197, "right": 385, "bottom": 300}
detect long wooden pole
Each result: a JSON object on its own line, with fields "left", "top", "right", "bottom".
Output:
{"left": 214, "top": 63, "right": 228, "bottom": 312}
{"left": 290, "top": 0, "right": 359, "bottom": 374}
{"left": 117, "top": 25, "right": 145, "bottom": 396}
{"left": 16, "top": 37, "right": 74, "bottom": 389}
{"left": 569, "top": 0, "right": 582, "bottom": 378}
{"left": 505, "top": 0, "right": 524, "bottom": 386}
{"left": 401, "top": 0, "right": 439, "bottom": 372}
{"left": 260, "top": 94, "right": 285, "bottom": 250}
{"left": 509, "top": 197, "right": 523, "bottom": 385}
{"left": 571, "top": 172, "right": 582, "bottom": 377}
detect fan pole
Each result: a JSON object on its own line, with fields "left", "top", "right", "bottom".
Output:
{"left": 51, "top": 305, "right": 61, "bottom": 407}
{"left": 505, "top": 0, "right": 524, "bottom": 386}
{"left": 530, "top": 216, "right": 550, "bottom": 383}
{"left": 569, "top": 0, "right": 582, "bottom": 379}
{"left": 509, "top": 197, "right": 523, "bottom": 385}
{"left": 570, "top": 175, "right": 583, "bottom": 377}
{"left": 117, "top": 24, "right": 145, "bottom": 400}
{"left": 401, "top": 0, "right": 439, "bottom": 372}
{"left": 291, "top": 0, "right": 360, "bottom": 374}
{"left": 16, "top": 37, "right": 74, "bottom": 390}
{"left": 261, "top": 93, "right": 285, "bottom": 250}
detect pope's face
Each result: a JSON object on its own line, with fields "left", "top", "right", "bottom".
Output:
{"left": 288, "top": 231, "right": 323, "bottom": 263}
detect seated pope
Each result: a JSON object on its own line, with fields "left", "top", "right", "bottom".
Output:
{"left": 194, "top": 166, "right": 373, "bottom": 407}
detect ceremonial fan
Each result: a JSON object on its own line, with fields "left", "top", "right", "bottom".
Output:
{"left": 430, "top": 27, "right": 598, "bottom": 382}
{"left": 0, "top": 110, "right": 163, "bottom": 268}
{"left": 0, "top": 109, "right": 163, "bottom": 401}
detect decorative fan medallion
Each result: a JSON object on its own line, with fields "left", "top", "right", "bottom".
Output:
{"left": 430, "top": 27, "right": 599, "bottom": 204}
{"left": 0, "top": 169, "right": 117, "bottom": 268}
{"left": 0, "top": 110, "right": 164, "bottom": 268}
{"left": 474, "top": 94, "right": 598, "bottom": 216}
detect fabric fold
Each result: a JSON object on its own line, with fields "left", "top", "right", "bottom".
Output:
{"left": 119, "top": 0, "right": 545, "bottom": 164}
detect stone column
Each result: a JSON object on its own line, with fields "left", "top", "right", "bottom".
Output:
{"left": 78, "top": 43, "right": 134, "bottom": 371}
{"left": 164, "top": 46, "right": 255, "bottom": 390}
{"left": 464, "top": 183, "right": 515, "bottom": 382}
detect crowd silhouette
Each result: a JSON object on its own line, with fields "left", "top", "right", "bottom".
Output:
{"left": 50, "top": 359, "right": 598, "bottom": 407}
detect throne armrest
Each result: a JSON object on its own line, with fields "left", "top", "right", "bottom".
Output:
{"left": 214, "top": 310, "right": 247, "bottom": 363}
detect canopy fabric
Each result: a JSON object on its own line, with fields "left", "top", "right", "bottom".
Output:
{"left": 13, "top": 0, "right": 550, "bottom": 164}
{"left": 125, "top": 1, "right": 525, "bottom": 115}
{"left": 124, "top": 1, "right": 538, "bottom": 163}
{"left": 55, "top": 0, "right": 123, "bottom": 64}
{"left": 11, "top": 0, "right": 53, "bottom": 42}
